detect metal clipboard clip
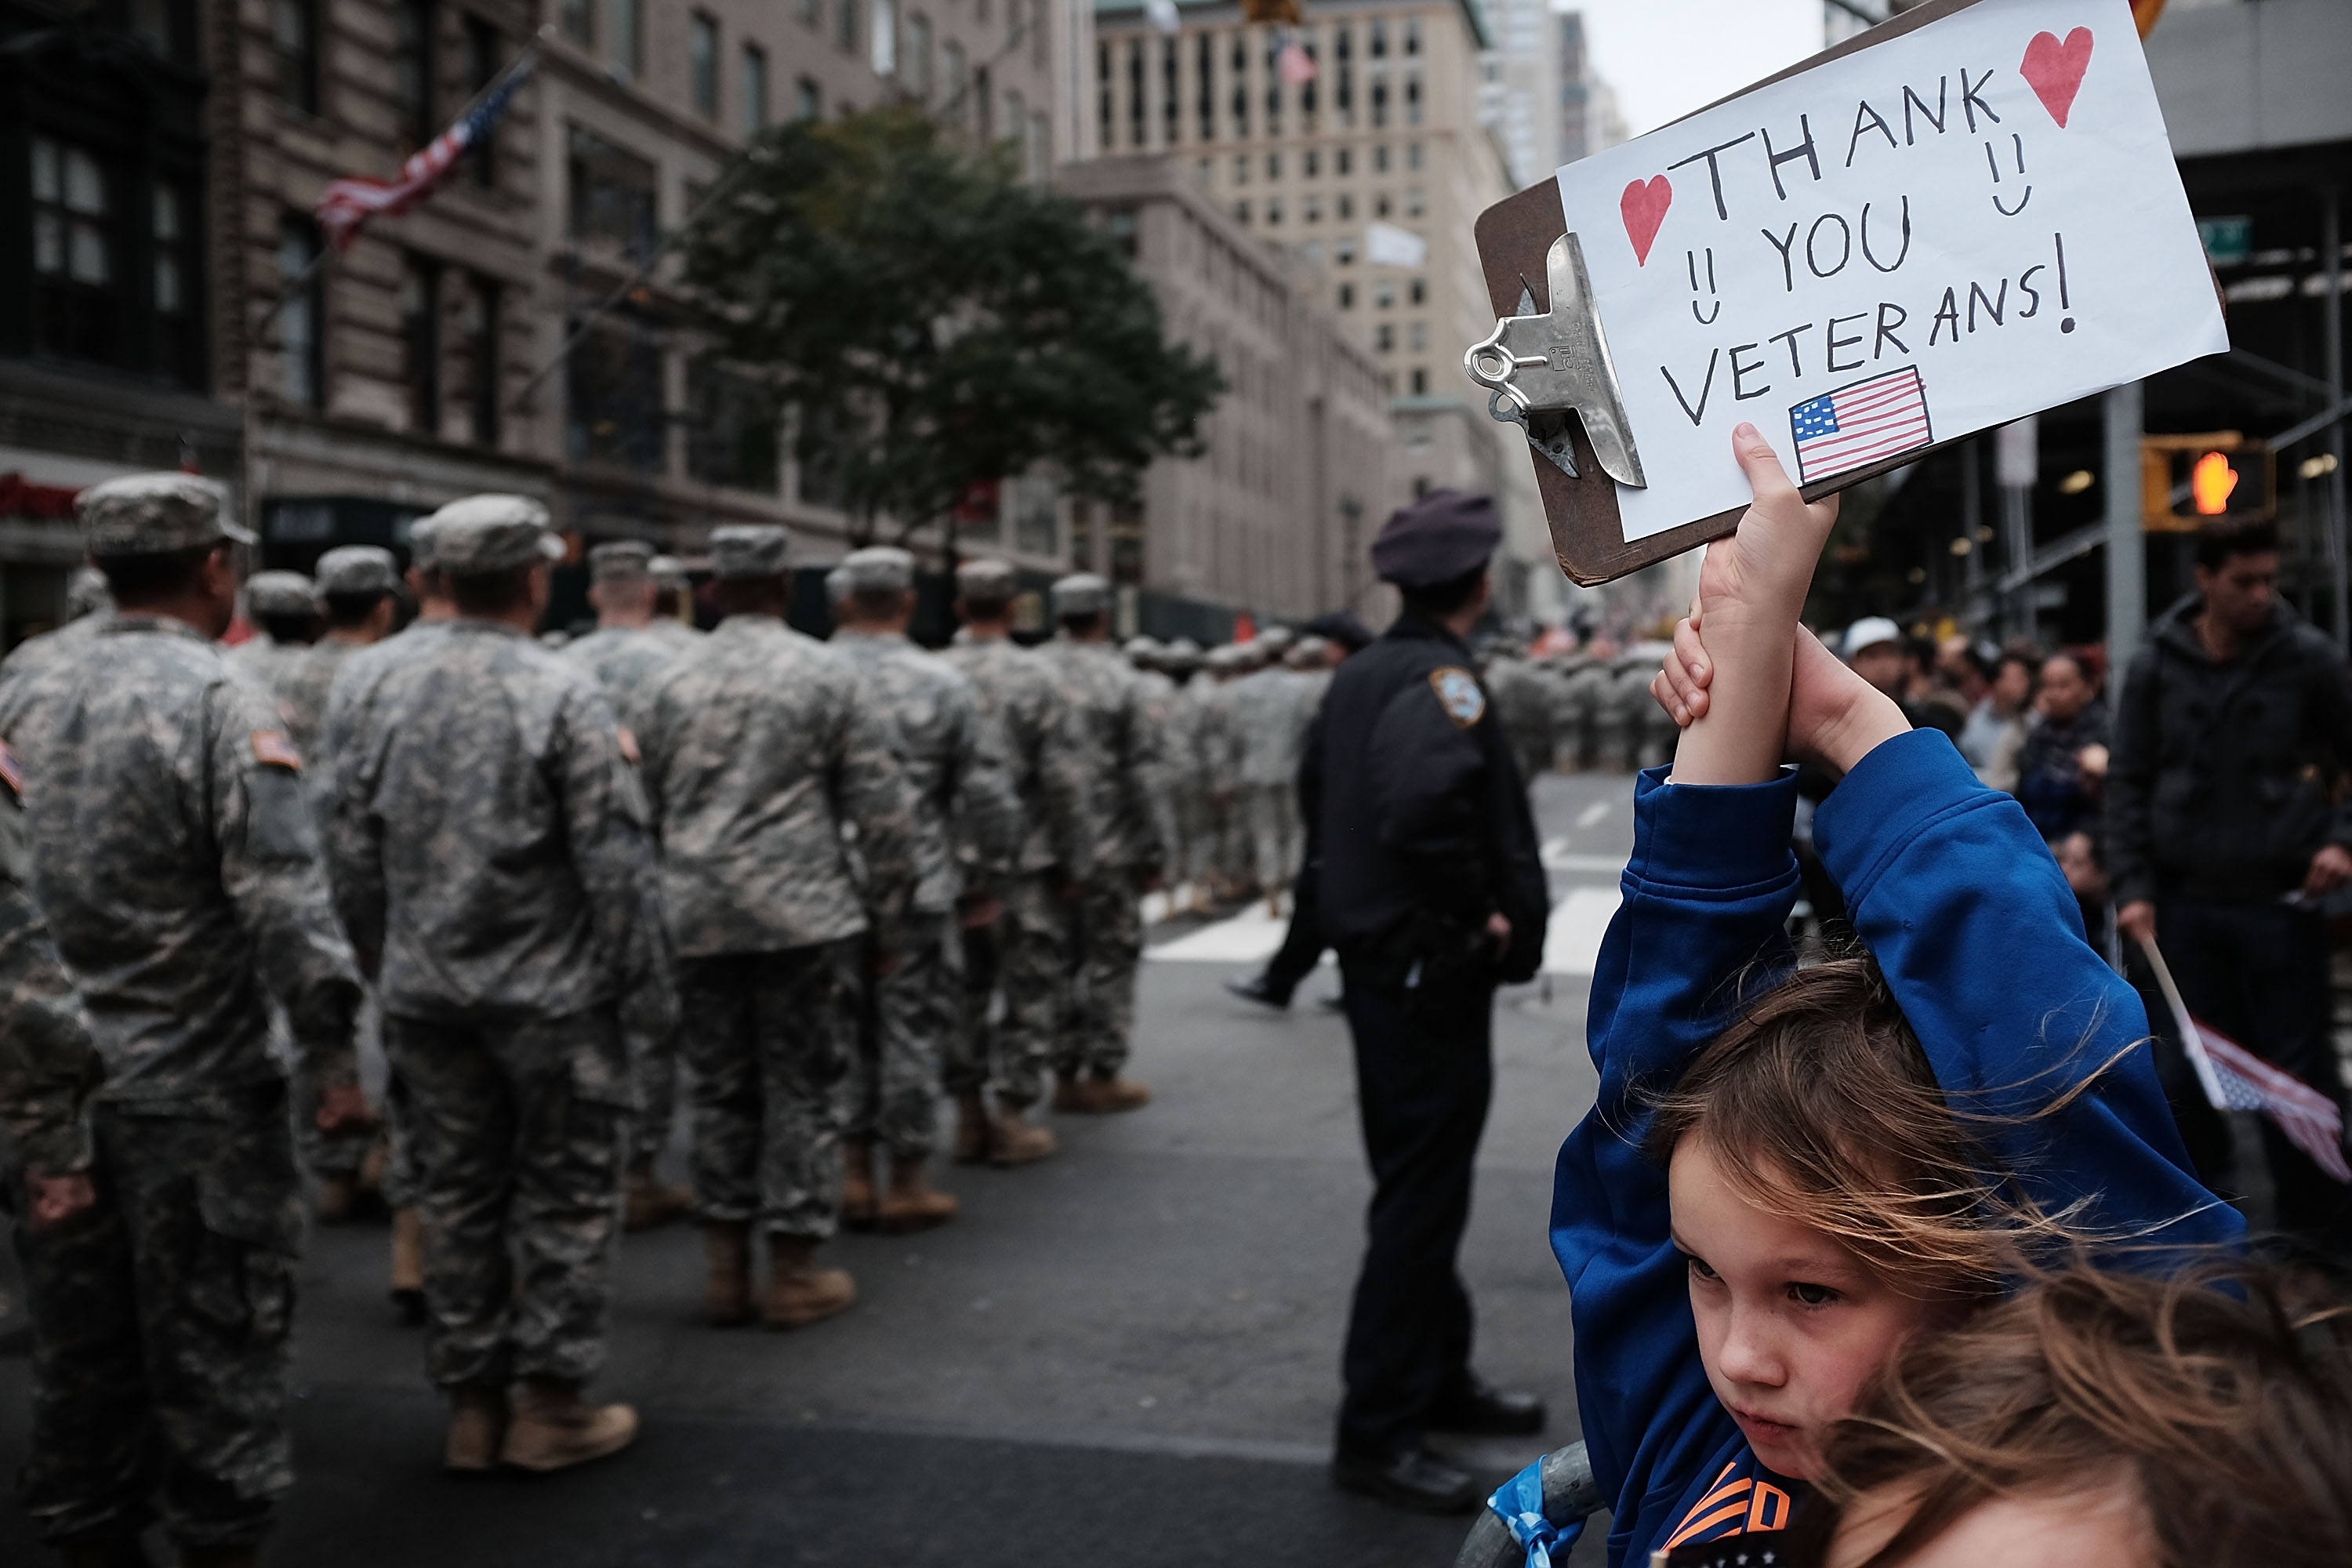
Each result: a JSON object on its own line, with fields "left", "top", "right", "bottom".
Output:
{"left": 1463, "top": 232, "right": 1646, "bottom": 490}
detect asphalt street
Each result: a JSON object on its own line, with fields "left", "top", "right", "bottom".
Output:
{"left": 0, "top": 771, "right": 1635, "bottom": 1567}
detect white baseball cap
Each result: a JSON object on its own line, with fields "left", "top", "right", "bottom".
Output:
{"left": 1842, "top": 616, "right": 1903, "bottom": 660}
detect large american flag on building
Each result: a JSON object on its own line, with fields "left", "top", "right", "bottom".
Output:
{"left": 314, "top": 49, "right": 536, "bottom": 252}
{"left": 2185, "top": 1018, "right": 2351, "bottom": 1183}
{"left": 1788, "top": 366, "right": 1933, "bottom": 485}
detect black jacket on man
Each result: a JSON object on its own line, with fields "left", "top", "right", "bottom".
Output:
{"left": 2107, "top": 595, "right": 2352, "bottom": 906}
{"left": 1301, "top": 612, "right": 1549, "bottom": 983}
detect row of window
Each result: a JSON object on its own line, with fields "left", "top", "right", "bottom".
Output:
{"left": 1333, "top": 278, "right": 1428, "bottom": 310}
{"left": 1367, "top": 321, "right": 1430, "bottom": 353}
{"left": 24, "top": 136, "right": 204, "bottom": 387}
{"left": 1099, "top": 20, "right": 1427, "bottom": 152}
{"left": 1225, "top": 142, "right": 1425, "bottom": 182}
{"left": 1229, "top": 187, "right": 1425, "bottom": 227}
{"left": 274, "top": 0, "right": 506, "bottom": 187}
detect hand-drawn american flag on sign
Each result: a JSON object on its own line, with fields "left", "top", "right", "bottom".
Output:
{"left": 314, "top": 50, "right": 535, "bottom": 252}
{"left": 1788, "top": 366, "right": 1933, "bottom": 485}
{"left": 2188, "top": 1018, "right": 2352, "bottom": 1183}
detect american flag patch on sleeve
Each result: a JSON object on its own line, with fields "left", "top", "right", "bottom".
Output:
{"left": 251, "top": 730, "right": 304, "bottom": 771}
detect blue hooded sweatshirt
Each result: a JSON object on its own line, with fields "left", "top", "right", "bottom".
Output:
{"left": 1552, "top": 729, "right": 2242, "bottom": 1566}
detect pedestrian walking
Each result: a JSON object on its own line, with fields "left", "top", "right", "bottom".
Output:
{"left": 2109, "top": 519, "right": 2352, "bottom": 1250}
{"left": 828, "top": 547, "right": 1021, "bottom": 1232}
{"left": 1301, "top": 488, "right": 1549, "bottom": 1512}
{"left": 631, "top": 524, "right": 917, "bottom": 1330}
{"left": 324, "top": 494, "right": 671, "bottom": 1472}
{"left": 0, "top": 473, "right": 370, "bottom": 1563}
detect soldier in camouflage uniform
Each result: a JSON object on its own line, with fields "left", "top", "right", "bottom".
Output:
{"left": 1154, "top": 638, "right": 1210, "bottom": 908}
{"left": 561, "top": 539, "right": 693, "bottom": 1232}
{"left": 1039, "top": 573, "right": 1162, "bottom": 1112}
{"left": 1228, "top": 637, "right": 1305, "bottom": 914}
{"left": 942, "top": 559, "right": 1092, "bottom": 1167}
{"left": 826, "top": 549, "right": 1021, "bottom": 1229}
{"left": 1123, "top": 637, "right": 1185, "bottom": 897}
{"left": 223, "top": 569, "right": 318, "bottom": 698}
{"left": 1481, "top": 641, "right": 1555, "bottom": 784}
{"left": 633, "top": 524, "right": 917, "bottom": 1330}
{"left": 0, "top": 473, "right": 368, "bottom": 1566}
{"left": 325, "top": 494, "right": 671, "bottom": 1475}
{"left": 1192, "top": 643, "right": 1247, "bottom": 906}
{"left": 645, "top": 554, "right": 705, "bottom": 652}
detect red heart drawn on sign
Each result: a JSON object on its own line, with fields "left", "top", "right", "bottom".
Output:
{"left": 2020, "top": 27, "right": 2093, "bottom": 128}
{"left": 1621, "top": 176, "right": 1671, "bottom": 266}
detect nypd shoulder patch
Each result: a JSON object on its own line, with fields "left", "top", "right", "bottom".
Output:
{"left": 1428, "top": 667, "right": 1486, "bottom": 729}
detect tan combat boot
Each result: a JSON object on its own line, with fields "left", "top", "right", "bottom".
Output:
{"left": 764, "top": 1235, "right": 856, "bottom": 1330}
{"left": 444, "top": 1381, "right": 506, "bottom": 1472}
{"left": 389, "top": 1205, "right": 425, "bottom": 1322}
{"left": 703, "top": 1221, "right": 754, "bottom": 1327}
{"left": 987, "top": 1099, "right": 1057, "bottom": 1167}
{"left": 952, "top": 1091, "right": 990, "bottom": 1164}
{"left": 1069, "top": 1072, "right": 1152, "bottom": 1114}
{"left": 1050, "top": 1071, "right": 1087, "bottom": 1113}
{"left": 878, "top": 1157, "right": 959, "bottom": 1232}
{"left": 500, "top": 1377, "right": 638, "bottom": 1472}
{"left": 840, "top": 1140, "right": 879, "bottom": 1230}
{"left": 622, "top": 1156, "right": 692, "bottom": 1232}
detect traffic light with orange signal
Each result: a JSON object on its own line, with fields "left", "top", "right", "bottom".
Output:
{"left": 2141, "top": 432, "right": 2274, "bottom": 532}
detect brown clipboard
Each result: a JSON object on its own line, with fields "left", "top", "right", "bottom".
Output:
{"left": 1474, "top": 0, "right": 1990, "bottom": 586}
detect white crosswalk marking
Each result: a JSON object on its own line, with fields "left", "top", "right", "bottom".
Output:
{"left": 1541, "top": 886, "right": 1621, "bottom": 978}
{"left": 1575, "top": 800, "right": 1610, "bottom": 829}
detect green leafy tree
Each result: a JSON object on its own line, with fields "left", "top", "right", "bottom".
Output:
{"left": 680, "top": 107, "right": 1225, "bottom": 548}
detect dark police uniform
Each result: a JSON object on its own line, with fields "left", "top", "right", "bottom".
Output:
{"left": 1300, "top": 489, "right": 1550, "bottom": 1511}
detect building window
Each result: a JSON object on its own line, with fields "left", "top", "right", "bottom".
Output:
{"left": 1337, "top": 281, "right": 1353, "bottom": 308}
{"left": 1336, "top": 191, "right": 1352, "bottom": 220}
{"left": 126, "top": 0, "right": 197, "bottom": 59}
{"left": 1405, "top": 70, "right": 1421, "bottom": 125}
{"left": 1374, "top": 280, "right": 1395, "bottom": 308}
{"left": 152, "top": 180, "right": 198, "bottom": 385}
{"left": 1334, "top": 24, "right": 1352, "bottom": 122}
{"left": 1304, "top": 148, "right": 1319, "bottom": 178}
{"left": 1404, "top": 186, "right": 1425, "bottom": 216}
{"left": 394, "top": 0, "right": 434, "bottom": 152}
{"left": 277, "top": 213, "right": 322, "bottom": 406}
{"left": 1229, "top": 32, "right": 1247, "bottom": 137}
{"left": 1097, "top": 42, "right": 1112, "bottom": 148}
{"left": 1403, "top": 17, "right": 1419, "bottom": 55}
{"left": 1375, "top": 192, "right": 1390, "bottom": 218}
{"left": 1303, "top": 192, "right": 1321, "bottom": 222}
{"left": 1195, "top": 156, "right": 1212, "bottom": 188}
{"left": 458, "top": 273, "right": 499, "bottom": 446}
{"left": 1031, "top": 111, "right": 1050, "bottom": 178}
{"left": 687, "top": 360, "right": 779, "bottom": 492}
{"left": 1128, "top": 38, "right": 1144, "bottom": 147}
{"left": 1406, "top": 140, "right": 1423, "bottom": 171}
{"left": 1374, "top": 143, "right": 1389, "bottom": 172}
{"left": 1375, "top": 322, "right": 1393, "bottom": 352}
{"left": 612, "top": 0, "right": 642, "bottom": 75}
{"left": 1266, "top": 151, "right": 1281, "bottom": 179}
{"left": 742, "top": 44, "right": 768, "bottom": 132}
{"left": 568, "top": 317, "right": 665, "bottom": 473}
{"left": 467, "top": 19, "right": 502, "bottom": 188}
{"left": 942, "top": 41, "right": 964, "bottom": 125}
{"left": 1408, "top": 276, "right": 1425, "bottom": 305}
{"left": 568, "top": 126, "right": 658, "bottom": 261}
{"left": 1163, "top": 36, "right": 1178, "bottom": 141}
{"left": 398, "top": 253, "right": 441, "bottom": 435}
{"left": 973, "top": 64, "right": 991, "bottom": 136}
{"left": 561, "top": 0, "right": 593, "bottom": 45}
{"left": 1407, "top": 321, "right": 1426, "bottom": 351}
{"left": 1300, "top": 26, "right": 1318, "bottom": 117}
{"left": 836, "top": 0, "right": 857, "bottom": 53}
{"left": 1233, "top": 199, "right": 1248, "bottom": 223}
{"left": 796, "top": 76, "right": 821, "bottom": 118}
{"left": 1337, "top": 146, "right": 1352, "bottom": 176}
{"left": 1370, "top": 74, "right": 1388, "bottom": 129}
{"left": 906, "top": 16, "right": 930, "bottom": 99}
{"left": 273, "top": 0, "right": 318, "bottom": 113}
{"left": 871, "top": 0, "right": 895, "bottom": 74}
{"left": 796, "top": 0, "right": 815, "bottom": 25}
{"left": 1196, "top": 33, "right": 1213, "bottom": 141}
{"left": 1335, "top": 238, "right": 1355, "bottom": 264}
{"left": 29, "top": 138, "right": 117, "bottom": 368}
{"left": 1265, "top": 197, "right": 1282, "bottom": 226}
{"left": 689, "top": 14, "right": 719, "bottom": 117}
{"left": 1005, "top": 88, "right": 1025, "bottom": 154}
{"left": 1410, "top": 367, "right": 1427, "bottom": 394}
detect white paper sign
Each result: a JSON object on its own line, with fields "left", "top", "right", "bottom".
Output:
{"left": 1549, "top": 0, "right": 2225, "bottom": 543}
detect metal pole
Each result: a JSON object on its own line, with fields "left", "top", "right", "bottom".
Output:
{"left": 2324, "top": 185, "right": 2347, "bottom": 648}
{"left": 2105, "top": 379, "right": 2145, "bottom": 672}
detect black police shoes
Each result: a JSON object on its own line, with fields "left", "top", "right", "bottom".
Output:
{"left": 1222, "top": 974, "right": 1292, "bottom": 1010}
{"left": 1330, "top": 1446, "right": 1482, "bottom": 1515}
{"left": 1429, "top": 1375, "right": 1547, "bottom": 1436}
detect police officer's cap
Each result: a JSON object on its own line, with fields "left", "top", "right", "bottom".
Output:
{"left": 712, "top": 525, "right": 791, "bottom": 581}
{"left": 78, "top": 472, "right": 253, "bottom": 557}
{"left": 842, "top": 546, "right": 915, "bottom": 596}
{"left": 423, "top": 495, "right": 563, "bottom": 577}
{"left": 1303, "top": 609, "right": 1374, "bottom": 654}
{"left": 1051, "top": 572, "right": 1112, "bottom": 618}
{"left": 314, "top": 545, "right": 401, "bottom": 599}
{"left": 1370, "top": 488, "right": 1501, "bottom": 588}
{"left": 589, "top": 539, "right": 655, "bottom": 583}
{"left": 956, "top": 557, "right": 1018, "bottom": 601}
{"left": 245, "top": 571, "right": 317, "bottom": 619}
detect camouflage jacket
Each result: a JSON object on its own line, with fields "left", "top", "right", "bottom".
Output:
{"left": 274, "top": 635, "right": 368, "bottom": 757}
{"left": 314, "top": 620, "right": 458, "bottom": 808}
{"left": 225, "top": 632, "right": 307, "bottom": 695}
{"left": 942, "top": 634, "right": 1093, "bottom": 881}
{"left": 0, "top": 616, "right": 362, "bottom": 1105}
{"left": 831, "top": 630, "right": 1021, "bottom": 912}
{"left": 1227, "top": 667, "right": 1307, "bottom": 786}
{"left": 562, "top": 626, "right": 681, "bottom": 731}
{"left": 324, "top": 619, "right": 676, "bottom": 1037}
{"left": 634, "top": 615, "right": 917, "bottom": 956}
{"left": 1040, "top": 637, "right": 1165, "bottom": 875}
{"left": 0, "top": 785, "right": 102, "bottom": 1174}
{"left": 644, "top": 619, "right": 705, "bottom": 654}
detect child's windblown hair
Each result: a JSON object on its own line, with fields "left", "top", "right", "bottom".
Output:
{"left": 1642, "top": 957, "right": 2096, "bottom": 1296}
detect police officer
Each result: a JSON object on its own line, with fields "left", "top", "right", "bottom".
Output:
{"left": 1301, "top": 488, "right": 1550, "bottom": 1513}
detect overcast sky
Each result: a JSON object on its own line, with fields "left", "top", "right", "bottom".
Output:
{"left": 1562, "top": 0, "right": 1828, "bottom": 139}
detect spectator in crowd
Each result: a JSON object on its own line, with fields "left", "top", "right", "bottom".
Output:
{"left": 2012, "top": 650, "right": 2107, "bottom": 846}
{"left": 2108, "top": 520, "right": 2352, "bottom": 1251}
{"left": 1934, "top": 632, "right": 1990, "bottom": 713}
{"left": 1842, "top": 619, "right": 1962, "bottom": 739}
{"left": 1957, "top": 644, "right": 2038, "bottom": 792}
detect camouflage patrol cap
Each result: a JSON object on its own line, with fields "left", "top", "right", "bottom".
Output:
{"left": 245, "top": 571, "right": 317, "bottom": 619}
{"left": 1123, "top": 634, "right": 1163, "bottom": 667}
{"left": 1286, "top": 635, "right": 1330, "bottom": 668}
{"left": 405, "top": 514, "right": 444, "bottom": 572}
{"left": 824, "top": 566, "right": 851, "bottom": 602}
{"left": 842, "top": 546, "right": 915, "bottom": 596}
{"left": 314, "top": 544, "right": 401, "bottom": 598}
{"left": 1051, "top": 572, "right": 1112, "bottom": 618}
{"left": 423, "top": 494, "right": 563, "bottom": 576}
{"left": 78, "top": 471, "right": 252, "bottom": 556}
{"left": 1256, "top": 625, "right": 1296, "bottom": 652}
{"left": 589, "top": 539, "right": 655, "bottom": 583}
{"left": 648, "top": 553, "right": 691, "bottom": 587}
{"left": 711, "top": 524, "right": 791, "bottom": 580}
{"left": 955, "top": 557, "right": 1018, "bottom": 600}
{"left": 1159, "top": 638, "right": 1203, "bottom": 673}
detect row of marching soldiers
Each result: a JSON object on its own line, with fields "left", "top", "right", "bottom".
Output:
{"left": 0, "top": 474, "right": 1167, "bottom": 1566}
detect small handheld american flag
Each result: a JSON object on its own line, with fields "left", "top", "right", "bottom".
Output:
{"left": 315, "top": 47, "right": 537, "bottom": 252}
{"left": 2140, "top": 936, "right": 2350, "bottom": 1184}
{"left": 1787, "top": 366, "right": 1933, "bottom": 485}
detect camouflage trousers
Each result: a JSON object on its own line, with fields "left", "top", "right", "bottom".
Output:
{"left": 678, "top": 940, "right": 859, "bottom": 1240}
{"left": 626, "top": 1018, "right": 679, "bottom": 1167}
{"left": 949, "top": 875, "right": 1072, "bottom": 1107}
{"left": 848, "top": 916, "right": 956, "bottom": 1160}
{"left": 1242, "top": 781, "right": 1300, "bottom": 893}
{"left": 1058, "top": 873, "right": 1145, "bottom": 1079}
{"left": 9, "top": 1083, "right": 301, "bottom": 1550}
{"left": 383, "top": 1008, "right": 631, "bottom": 1391}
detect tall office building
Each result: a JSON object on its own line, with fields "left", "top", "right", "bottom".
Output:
{"left": 1557, "top": 10, "right": 1625, "bottom": 166}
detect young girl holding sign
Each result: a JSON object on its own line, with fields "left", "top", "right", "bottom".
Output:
{"left": 1549, "top": 424, "right": 2241, "bottom": 1564}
